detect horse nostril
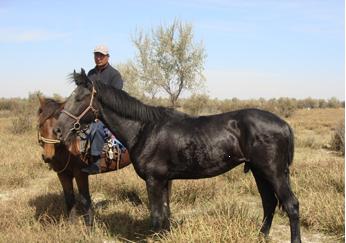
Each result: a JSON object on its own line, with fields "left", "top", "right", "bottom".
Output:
{"left": 54, "top": 127, "right": 62, "bottom": 139}
{"left": 41, "top": 154, "right": 51, "bottom": 163}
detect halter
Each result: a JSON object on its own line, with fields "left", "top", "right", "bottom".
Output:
{"left": 37, "top": 131, "right": 61, "bottom": 145}
{"left": 37, "top": 125, "right": 71, "bottom": 174}
{"left": 61, "top": 86, "right": 98, "bottom": 133}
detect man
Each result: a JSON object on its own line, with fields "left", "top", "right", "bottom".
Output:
{"left": 81, "top": 45, "right": 123, "bottom": 174}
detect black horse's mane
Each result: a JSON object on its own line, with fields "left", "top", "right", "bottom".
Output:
{"left": 90, "top": 80, "right": 186, "bottom": 123}
{"left": 95, "top": 81, "right": 188, "bottom": 122}
{"left": 71, "top": 70, "right": 188, "bottom": 122}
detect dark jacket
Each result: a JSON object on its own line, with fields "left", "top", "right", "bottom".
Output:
{"left": 88, "top": 64, "right": 123, "bottom": 90}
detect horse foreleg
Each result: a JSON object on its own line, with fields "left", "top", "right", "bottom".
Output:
{"left": 57, "top": 173, "right": 76, "bottom": 221}
{"left": 75, "top": 172, "right": 94, "bottom": 227}
{"left": 146, "top": 177, "right": 171, "bottom": 231}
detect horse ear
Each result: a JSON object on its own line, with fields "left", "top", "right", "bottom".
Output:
{"left": 81, "top": 68, "right": 88, "bottom": 81}
{"left": 73, "top": 69, "right": 78, "bottom": 84}
{"left": 79, "top": 67, "right": 92, "bottom": 90}
{"left": 37, "top": 94, "right": 45, "bottom": 107}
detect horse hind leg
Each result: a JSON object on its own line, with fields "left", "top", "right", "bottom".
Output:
{"left": 251, "top": 169, "right": 278, "bottom": 237}
{"left": 273, "top": 174, "right": 301, "bottom": 243}
{"left": 252, "top": 159, "right": 301, "bottom": 243}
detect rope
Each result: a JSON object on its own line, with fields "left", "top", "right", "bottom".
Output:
{"left": 56, "top": 153, "right": 72, "bottom": 174}
{"left": 39, "top": 135, "right": 61, "bottom": 144}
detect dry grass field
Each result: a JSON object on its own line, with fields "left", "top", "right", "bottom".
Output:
{"left": 0, "top": 108, "right": 344, "bottom": 243}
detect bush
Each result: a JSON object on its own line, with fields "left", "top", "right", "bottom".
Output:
{"left": 330, "top": 120, "right": 345, "bottom": 155}
{"left": 10, "top": 114, "right": 33, "bottom": 134}
{"left": 182, "top": 94, "right": 211, "bottom": 115}
{"left": 0, "top": 98, "right": 21, "bottom": 111}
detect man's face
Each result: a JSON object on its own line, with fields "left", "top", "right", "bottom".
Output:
{"left": 94, "top": 52, "right": 109, "bottom": 67}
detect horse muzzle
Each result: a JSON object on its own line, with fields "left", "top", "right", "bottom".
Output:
{"left": 41, "top": 154, "right": 53, "bottom": 163}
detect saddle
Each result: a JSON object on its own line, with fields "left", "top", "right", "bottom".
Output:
{"left": 79, "top": 131, "right": 131, "bottom": 174}
{"left": 99, "top": 138, "right": 131, "bottom": 173}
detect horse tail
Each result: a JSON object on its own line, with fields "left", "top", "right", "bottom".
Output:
{"left": 276, "top": 123, "right": 295, "bottom": 212}
{"left": 286, "top": 124, "right": 295, "bottom": 167}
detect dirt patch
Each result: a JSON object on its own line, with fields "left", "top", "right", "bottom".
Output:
{"left": 269, "top": 221, "right": 339, "bottom": 243}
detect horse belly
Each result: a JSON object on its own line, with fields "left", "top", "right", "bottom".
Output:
{"left": 169, "top": 142, "right": 244, "bottom": 179}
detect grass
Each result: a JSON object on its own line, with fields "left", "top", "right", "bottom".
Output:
{"left": 0, "top": 108, "right": 344, "bottom": 242}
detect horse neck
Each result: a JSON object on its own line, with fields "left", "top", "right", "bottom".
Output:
{"left": 99, "top": 106, "right": 144, "bottom": 150}
{"left": 50, "top": 146, "right": 72, "bottom": 171}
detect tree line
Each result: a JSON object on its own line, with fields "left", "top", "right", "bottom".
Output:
{"left": 0, "top": 19, "right": 344, "bottom": 119}
{"left": 0, "top": 92, "right": 343, "bottom": 118}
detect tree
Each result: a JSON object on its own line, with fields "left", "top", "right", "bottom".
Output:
{"left": 115, "top": 61, "right": 144, "bottom": 99}
{"left": 132, "top": 19, "right": 206, "bottom": 107}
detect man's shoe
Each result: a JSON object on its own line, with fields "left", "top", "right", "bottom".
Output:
{"left": 82, "top": 160, "right": 101, "bottom": 175}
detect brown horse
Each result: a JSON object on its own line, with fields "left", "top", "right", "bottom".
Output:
{"left": 37, "top": 96, "right": 130, "bottom": 226}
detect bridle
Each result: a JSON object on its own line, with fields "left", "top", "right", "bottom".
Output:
{"left": 37, "top": 120, "right": 71, "bottom": 174}
{"left": 38, "top": 131, "right": 61, "bottom": 145}
{"left": 38, "top": 85, "right": 97, "bottom": 173}
{"left": 61, "top": 86, "right": 98, "bottom": 134}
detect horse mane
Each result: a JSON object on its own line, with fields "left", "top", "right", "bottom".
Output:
{"left": 38, "top": 98, "right": 64, "bottom": 125}
{"left": 93, "top": 81, "right": 186, "bottom": 122}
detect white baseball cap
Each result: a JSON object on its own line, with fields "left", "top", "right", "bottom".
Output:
{"left": 93, "top": 45, "right": 109, "bottom": 56}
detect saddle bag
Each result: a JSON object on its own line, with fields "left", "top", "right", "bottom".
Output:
{"left": 99, "top": 137, "right": 131, "bottom": 173}
{"left": 78, "top": 128, "right": 131, "bottom": 173}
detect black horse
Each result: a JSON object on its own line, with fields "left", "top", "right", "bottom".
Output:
{"left": 54, "top": 69, "right": 301, "bottom": 243}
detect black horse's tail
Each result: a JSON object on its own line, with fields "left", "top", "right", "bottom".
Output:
{"left": 277, "top": 123, "right": 295, "bottom": 211}
{"left": 287, "top": 124, "right": 295, "bottom": 167}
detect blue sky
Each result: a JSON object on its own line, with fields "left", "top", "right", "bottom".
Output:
{"left": 0, "top": 0, "right": 344, "bottom": 100}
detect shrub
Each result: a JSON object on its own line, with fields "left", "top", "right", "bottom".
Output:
{"left": 182, "top": 94, "right": 210, "bottom": 115}
{"left": 10, "top": 114, "right": 33, "bottom": 134}
{"left": 0, "top": 98, "right": 21, "bottom": 111}
{"left": 330, "top": 120, "right": 345, "bottom": 155}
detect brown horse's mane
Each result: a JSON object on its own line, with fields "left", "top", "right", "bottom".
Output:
{"left": 38, "top": 98, "right": 64, "bottom": 125}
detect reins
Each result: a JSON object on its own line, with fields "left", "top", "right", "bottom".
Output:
{"left": 56, "top": 153, "right": 71, "bottom": 174}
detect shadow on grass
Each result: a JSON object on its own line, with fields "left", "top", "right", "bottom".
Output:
{"left": 117, "top": 187, "right": 144, "bottom": 206}
{"left": 98, "top": 212, "right": 158, "bottom": 242}
{"left": 28, "top": 189, "right": 159, "bottom": 241}
{"left": 95, "top": 188, "right": 156, "bottom": 241}
{"left": 28, "top": 192, "right": 94, "bottom": 223}
{"left": 28, "top": 192, "right": 66, "bottom": 223}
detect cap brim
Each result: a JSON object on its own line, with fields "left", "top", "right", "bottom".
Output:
{"left": 94, "top": 51, "right": 109, "bottom": 55}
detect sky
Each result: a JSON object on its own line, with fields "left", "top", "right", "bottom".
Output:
{"left": 0, "top": 0, "right": 344, "bottom": 100}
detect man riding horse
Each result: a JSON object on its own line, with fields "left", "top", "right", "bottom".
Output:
{"left": 82, "top": 44, "right": 125, "bottom": 174}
